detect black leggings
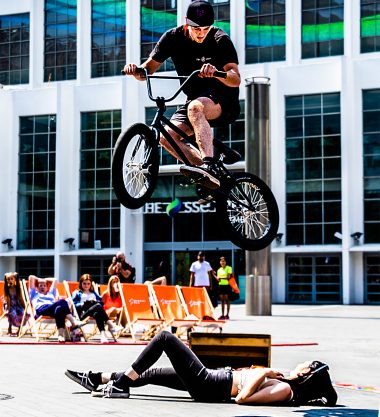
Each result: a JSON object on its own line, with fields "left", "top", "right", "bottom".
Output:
{"left": 78, "top": 303, "right": 109, "bottom": 332}
{"left": 127, "top": 331, "right": 232, "bottom": 402}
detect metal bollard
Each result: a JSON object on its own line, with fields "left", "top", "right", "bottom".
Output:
{"left": 246, "top": 274, "right": 272, "bottom": 316}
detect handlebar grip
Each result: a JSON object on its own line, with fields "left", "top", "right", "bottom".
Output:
{"left": 120, "top": 67, "right": 146, "bottom": 76}
{"left": 214, "top": 70, "right": 227, "bottom": 79}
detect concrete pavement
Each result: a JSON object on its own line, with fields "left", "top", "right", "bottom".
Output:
{"left": 0, "top": 304, "right": 379, "bottom": 417}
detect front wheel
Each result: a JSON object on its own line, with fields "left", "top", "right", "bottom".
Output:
{"left": 112, "top": 123, "right": 159, "bottom": 209}
{"left": 216, "top": 172, "right": 279, "bottom": 251}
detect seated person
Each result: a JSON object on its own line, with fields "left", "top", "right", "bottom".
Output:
{"left": 101, "top": 275, "right": 126, "bottom": 327}
{"left": 72, "top": 274, "right": 122, "bottom": 343}
{"left": 3, "top": 272, "right": 30, "bottom": 336}
{"left": 28, "top": 275, "right": 83, "bottom": 342}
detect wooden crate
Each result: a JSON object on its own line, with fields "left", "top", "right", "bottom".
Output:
{"left": 189, "top": 332, "right": 271, "bottom": 369}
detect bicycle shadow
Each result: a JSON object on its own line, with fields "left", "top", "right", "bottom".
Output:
{"left": 293, "top": 407, "right": 378, "bottom": 417}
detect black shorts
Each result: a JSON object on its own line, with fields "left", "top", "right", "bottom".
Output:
{"left": 171, "top": 93, "right": 240, "bottom": 128}
{"left": 218, "top": 285, "right": 231, "bottom": 295}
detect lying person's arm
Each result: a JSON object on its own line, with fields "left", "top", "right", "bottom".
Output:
{"left": 235, "top": 368, "right": 291, "bottom": 405}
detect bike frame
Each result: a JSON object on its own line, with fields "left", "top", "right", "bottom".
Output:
{"left": 140, "top": 69, "right": 253, "bottom": 209}
{"left": 145, "top": 71, "right": 207, "bottom": 167}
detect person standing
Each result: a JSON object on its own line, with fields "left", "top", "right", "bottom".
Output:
{"left": 189, "top": 251, "right": 218, "bottom": 307}
{"left": 216, "top": 256, "right": 232, "bottom": 319}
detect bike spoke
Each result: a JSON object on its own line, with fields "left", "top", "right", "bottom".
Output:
{"left": 122, "top": 134, "right": 153, "bottom": 198}
{"left": 227, "top": 181, "right": 271, "bottom": 240}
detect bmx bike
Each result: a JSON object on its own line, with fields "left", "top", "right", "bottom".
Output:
{"left": 112, "top": 69, "right": 279, "bottom": 251}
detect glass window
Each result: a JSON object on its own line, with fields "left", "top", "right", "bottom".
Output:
{"left": 211, "top": 0, "right": 231, "bottom": 35}
{"left": 44, "top": 0, "right": 77, "bottom": 82}
{"left": 143, "top": 175, "right": 228, "bottom": 244}
{"left": 245, "top": 0, "right": 286, "bottom": 64}
{"left": 18, "top": 115, "right": 56, "bottom": 249}
{"left": 16, "top": 257, "right": 54, "bottom": 279}
{"left": 286, "top": 255, "right": 342, "bottom": 304}
{"left": 80, "top": 110, "right": 121, "bottom": 248}
{"left": 361, "top": 0, "right": 380, "bottom": 53}
{"left": 0, "top": 13, "right": 30, "bottom": 85}
{"left": 140, "top": 0, "right": 177, "bottom": 72}
{"left": 363, "top": 89, "right": 380, "bottom": 243}
{"left": 301, "top": 0, "right": 344, "bottom": 59}
{"left": 91, "top": 0, "right": 126, "bottom": 78}
{"left": 365, "top": 254, "right": 380, "bottom": 304}
{"left": 78, "top": 256, "right": 112, "bottom": 284}
{"left": 285, "top": 93, "right": 342, "bottom": 245}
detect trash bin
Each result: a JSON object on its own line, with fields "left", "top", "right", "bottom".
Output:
{"left": 245, "top": 274, "right": 272, "bottom": 316}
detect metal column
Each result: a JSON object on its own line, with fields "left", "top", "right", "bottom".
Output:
{"left": 245, "top": 77, "right": 272, "bottom": 316}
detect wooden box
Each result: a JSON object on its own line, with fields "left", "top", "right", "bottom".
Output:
{"left": 189, "top": 332, "right": 271, "bottom": 369}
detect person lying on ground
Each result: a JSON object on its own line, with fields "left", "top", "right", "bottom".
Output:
{"left": 65, "top": 330, "right": 337, "bottom": 405}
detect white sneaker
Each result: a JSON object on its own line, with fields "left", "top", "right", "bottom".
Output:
{"left": 110, "top": 324, "right": 124, "bottom": 334}
{"left": 100, "top": 334, "right": 108, "bottom": 344}
{"left": 73, "top": 319, "right": 85, "bottom": 328}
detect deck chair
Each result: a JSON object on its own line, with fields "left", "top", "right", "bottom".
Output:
{"left": 19, "top": 279, "right": 70, "bottom": 341}
{"left": 177, "top": 286, "right": 225, "bottom": 332}
{"left": 63, "top": 280, "right": 106, "bottom": 342}
{"left": 149, "top": 284, "right": 198, "bottom": 338}
{"left": 97, "top": 284, "right": 108, "bottom": 297}
{"left": 118, "top": 283, "right": 165, "bottom": 342}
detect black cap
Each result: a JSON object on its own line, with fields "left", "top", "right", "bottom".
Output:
{"left": 198, "top": 251, "right": 205, "bottom": 257}
{"left": 187, "top": 1, "right": 214, "bottom": 27}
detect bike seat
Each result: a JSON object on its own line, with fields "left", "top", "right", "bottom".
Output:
{"left": 213, "top": 138, "right": 242, "bottom": 164}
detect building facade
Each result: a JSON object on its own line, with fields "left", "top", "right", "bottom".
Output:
{"left": 0, "top": 0, "right": 379, "bottom": 305}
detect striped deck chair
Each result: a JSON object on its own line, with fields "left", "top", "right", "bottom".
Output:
{"left": 118, "top": 283, "right": 164, "bottom": 342}
{"left": 149, "top": 284, "right": 198, "bottom": 338}
{"left": 177, "top": 286, "right": 225, "bottom": 332}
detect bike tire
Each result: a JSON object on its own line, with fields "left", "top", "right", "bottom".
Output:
{"left": 216, "top": 172, "right": 279, "bottom": 251}
{"left": 112, "top": 123, "right": 159, "bottom": 210}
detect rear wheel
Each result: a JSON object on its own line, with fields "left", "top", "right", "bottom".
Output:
{"left": 112, "top": 123, "right": 159, "bottom": 209}
{"left": 216, "top": 172, "right": 279, "bottom": 251}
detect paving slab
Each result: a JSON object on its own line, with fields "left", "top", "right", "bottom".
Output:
{"left": 0, "top": 304, "right": 379, "bottom": 417}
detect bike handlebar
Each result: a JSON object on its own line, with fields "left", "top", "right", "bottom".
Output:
{"left": 120, "top": 68, "right": 227, "bottom": 103}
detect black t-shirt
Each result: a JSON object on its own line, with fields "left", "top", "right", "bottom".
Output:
{"left": 150, "top": 26, "right": 239, "bottom": 103}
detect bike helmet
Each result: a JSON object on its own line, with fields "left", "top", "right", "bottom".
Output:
{"left": 186, "top": 1, "right": 214, "bottom": 27}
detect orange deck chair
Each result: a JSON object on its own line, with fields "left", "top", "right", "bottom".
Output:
{"left": 63, "top": 280, "right": 112, "bottom": 342}
{"left": 177, "top": 286, "right": 224, "bottom": 332}
{"left": 149, "top": 284, "right": 198, "bottom": 338}
{"left": 118, "top": 283, "right": 164, "bottom": 342}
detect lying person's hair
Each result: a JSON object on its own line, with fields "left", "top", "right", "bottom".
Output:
{"left": 282, "top": 361, "right": 337, "bottom": 406}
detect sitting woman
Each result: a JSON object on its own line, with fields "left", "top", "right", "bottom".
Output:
{"left": 65, "top": 330, "right": 337, "bottom": 406}
{"left": 3, "top": 272, "right": 30, "bottom": 335}
{"left": 72, "top": 274, "right": 121, "bottom": 343}
{"left": 101, "top": 275, "right": 126, "bottom": 327}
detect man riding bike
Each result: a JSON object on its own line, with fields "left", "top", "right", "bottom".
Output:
{"left": 122, "top": 0, "right": 241, "bottom": 190}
